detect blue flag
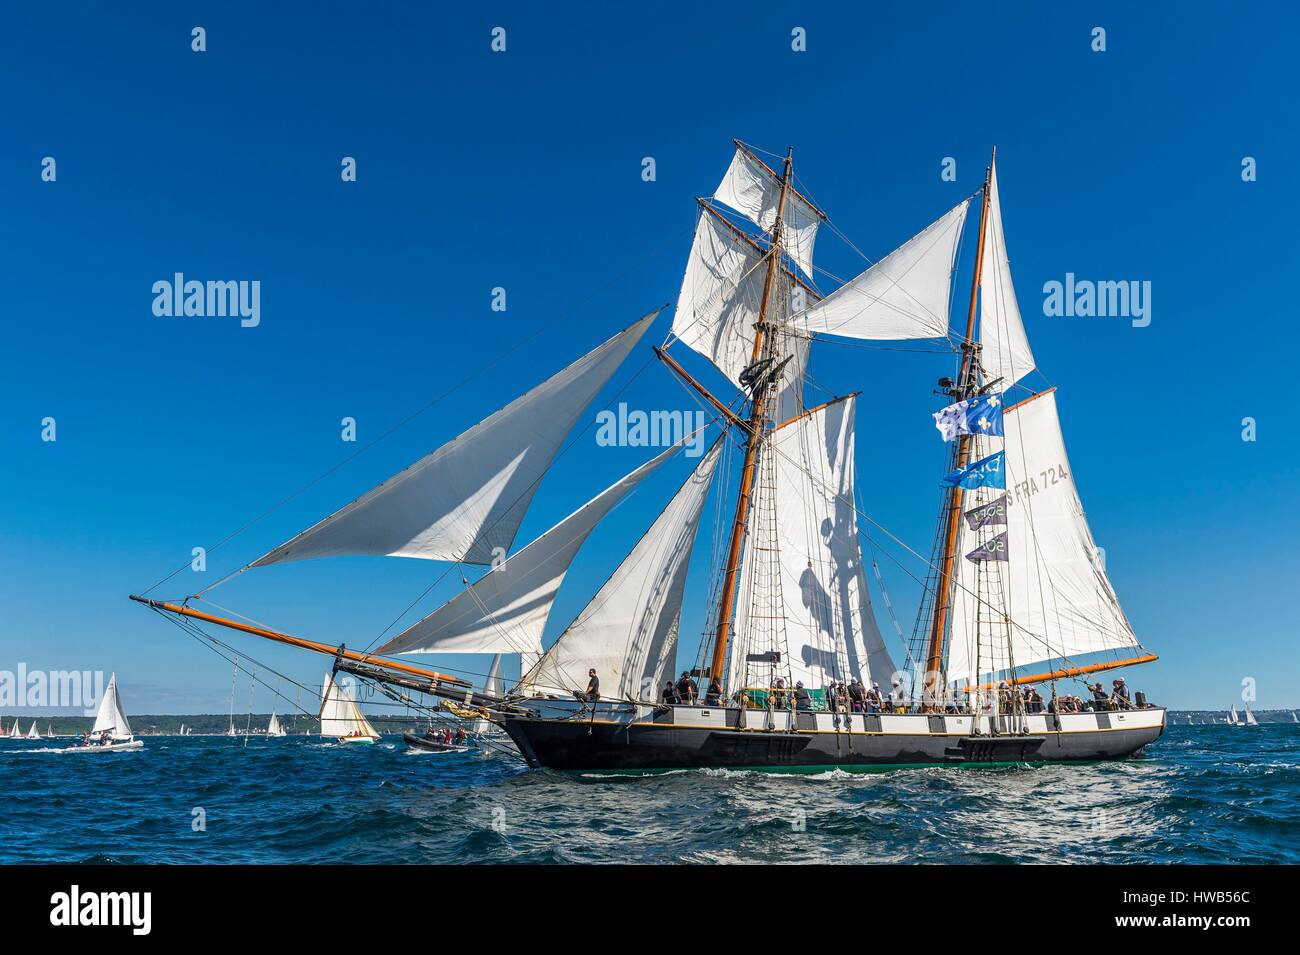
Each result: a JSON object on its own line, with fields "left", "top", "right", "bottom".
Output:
{"left": 941, "top": 451, "right": 1006, "bottom": 489}
{"left": 932, "top": 392, "right": 1005, "bottom": 441}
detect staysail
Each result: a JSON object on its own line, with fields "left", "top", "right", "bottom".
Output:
{"left": 375, "top": 442, "right": 684, "bottom": 659}
{"left": 978, "top": 158, "right": 1036, "bottom": 387}
{"left": 91, "top": 673, "right": 133, "bottom": 741}
{"left": 250, "top": 312, "right": 657, "bottom": 568}
{"left": 713, "top": 147, "right": 823, "bottom": 279}
{"left": 945, "top": 390, "right": 1138, "bottom": 685}
{"left": 797, "top": 200, "right": 969, "bottom": 341}
{"left": 319, "top": 673, "right": 379, "bottom": 739}
{"left": 730, "top": 397, "right": 898, "bottom": 693}
{"left": 520, "top": 438, "right": 723, "bottom": 701}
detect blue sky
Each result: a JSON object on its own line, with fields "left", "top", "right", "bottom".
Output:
{"left": 2, "top": 2, "right": 1296, "bottom": 714}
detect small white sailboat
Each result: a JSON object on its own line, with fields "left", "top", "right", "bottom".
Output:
{"left": 1229, "top": 705, "right": 1240, "bottom": 725}
{"left": 7, "top": 720, "right": 20, "bottom": 739}
{"left": 1291, "top": 711, "right": 1298, "bottom": 723}
{"left": 63, "top": 673, "right": 143, "bottom": 753}
{"left": 320, "top": 673, "right": 380, "bottom": 744}
{"left": 266, "top": 711, "right": 286, "bottom": 737}
{"left": 1244, "top": 704, "right": 1258, "bottom": 726}
{"left": 26, "top": 721, "right": 40, "bottom": 740}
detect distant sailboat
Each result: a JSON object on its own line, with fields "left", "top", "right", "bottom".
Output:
{"left": 1230, "top": 705, "right": 1240, "bottom": 725}
{"left": 63, "top": 673, "right": 143, "bottom": 752}
{"left": 1292, "top": 711, "right": 1298, "bottom": 723}
{"left": 7, "top": 720, "right": 20, "bottom": 739}
{"left": 26, "top": 721, "right": 39, "bottom": 739}
{"left": 1244, "top": 704, "right": 1258, "bottom": 726}
{"left": 320, "top": 673, "right": 379, "bottom": 744}
{"left": 266, "top": 711, "right": 286, "bottom": 737}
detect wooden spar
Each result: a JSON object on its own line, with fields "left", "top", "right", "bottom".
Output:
{"left": 923, "top": 147, "right": 995, "bottom": 692}
{"left": 708, "top": 147, "right": 794, "bottom": 683}
{"left": 696, "top": 199, "right": 821, "bottom": 301}
{"left": 772, "top": 392, "right": 860, "bottom": 433}
{"left": 128, "top": 595, "right": 472, "bottom": 687}
{"left": 961, "top": 654, "right": 1159, "bottom": 692}
{"left": 653, "top": 346, "right": 747, "bottom": 430}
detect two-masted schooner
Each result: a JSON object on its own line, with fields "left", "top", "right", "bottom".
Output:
{"left": 132, "top": 142, "right": 1166, "bottom": 771}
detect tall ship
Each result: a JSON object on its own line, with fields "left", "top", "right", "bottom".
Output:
{"left": 132, "top": 143, "right": 1165, "bottom": 772}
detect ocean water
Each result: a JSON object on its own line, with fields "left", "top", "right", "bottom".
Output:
{"left": 1, "top": 724, "right": 1295, "bottom": 864}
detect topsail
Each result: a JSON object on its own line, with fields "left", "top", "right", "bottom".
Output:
{"left": 713, "top": 147, "right": 823, "bottom": 279}
{"left": 977, "top": 158, "right": 1036, "bottom": 387}
{"left": 250, "top": 312, "right": 657, "bottom": 568}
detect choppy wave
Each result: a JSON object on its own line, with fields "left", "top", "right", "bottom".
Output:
{"left": 0, "top": 724, "right": 1295, "bottom": 863}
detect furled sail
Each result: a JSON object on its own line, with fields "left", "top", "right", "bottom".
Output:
{"left": 945, "top": 390, "right": 1138, "bottom": 685}
{"left": 978, "top": 159, "right": 1036, "bottom": 387}
{"left": 375, "top": 442, "right": 683, "bottom": 657}
{"left": 91, "top": 673, "right": 133, "bottom": 740}
{"left": 713, "top": 147, "right": 822, "bottom": 279}
{"left": 250, "top": 312, "right": 658, "bottom": 569}
{"left": 797, "top": 200, "right": 969, "bottom": 341}
{"left": 319, "top": 673, "right": 379, "bottom": 738}
{"left": 520, "top": 438, "right": 723, "bottom": 701}
{"left": 730, "top": 398, "right": 898, "bottom": 693}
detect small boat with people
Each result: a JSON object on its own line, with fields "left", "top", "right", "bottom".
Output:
{"left": 320, "top": 673, "right": 381, "bottom": 744}
{"left": 403, "top": 724, "right": 471, "bottom": 754}
{"left": 62, "top": 673, "right": 143, "bottom": 753}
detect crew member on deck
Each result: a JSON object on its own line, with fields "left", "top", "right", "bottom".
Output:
{"left": 676, "top": 671, "right": 697, "bottom": 705}
{"left": 574, "top": 668, "right": 600, "bottom": 707}
{"left": 705, "top": 677, "right": 723, "bottom": 706}
{"left": 770, "top": 678, "right": 787, "bottom": 710}
{"left": 1090, "top": 681, "right": 1110, "bottom": 710}
{"left": 865, "top": 682, "right": 883, "bottom": 713}
{"left": 793, "top": 681, "right": 812, "bottom": 711}
{"left": 848, "top": 678, "right": 865, "bottom": 713}
{"left": 662, "top": 681, "right": 679, "bottom": 705}
{"left": 1111, "top": 678, "right": 1132, "bottom": 709}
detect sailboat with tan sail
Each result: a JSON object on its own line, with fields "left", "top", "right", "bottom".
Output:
{"left": 131, "top": 142, "right": 1165, "bottom": 772}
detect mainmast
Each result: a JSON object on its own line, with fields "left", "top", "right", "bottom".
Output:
{"left": 923, "top": 148, "right": 995, "bottom": 701}
{"left": 707, "top": 146, "right": 794, "bottom": 683}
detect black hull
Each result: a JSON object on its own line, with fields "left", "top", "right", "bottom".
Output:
{"left": 501, "top": 711, "right": 1165, "bottom": 773}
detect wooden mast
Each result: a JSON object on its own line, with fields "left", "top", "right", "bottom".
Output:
{"left": 707, "top": 147, "right": 794, "bottom": 683}
{"left": 923, "top": 147, "right": 996, "bottom": 700}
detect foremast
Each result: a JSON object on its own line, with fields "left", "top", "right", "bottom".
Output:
{"left": 707, "top": 147, "right": 795, "bottom": 684}
{"left": 922, "top": 149, "right": 995, "bottom": 705}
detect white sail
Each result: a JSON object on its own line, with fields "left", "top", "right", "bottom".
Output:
{"left": 1229, "top": 705, "right": 1239, "bottom": 723}
{"left": 730, "top": 397, "right": 898, "bottom": 694}
{"left": 946, "top": 391, "right": 1138, "bottom": 685}
{"left": 376, "top": 443, "right": 683, "bottom": 657}
{"left": 482, "top": 655, "right": 505, "bottom": 698}
{"left": 26, "top": 721, "right": 40, "bottom": 739}
{"left": 267, "top": 712, "right": 285, "bottom": 736}
{"left": 91, "top": 673, "right": 133, "bottom": 741}
{"left": 672, "top": 211, "right": 769, "bottom": 388}
{"left": 1244, "top": 705, "right": 1258, "bottom": 726}
{"left": 319, "top": 673, "right": 379, "bottom": 739}
{"left": 978, "top": 158, "right": 1036, "bottom": 387}
{"left": 251, "top": 312, "right": 657, "bottom": 568}
{"left": 798, "top": 200, "right": 969, "bottom": 341}
{"left": 521, "top": 438, "right": 722, "bottom": 701}
{"left": 7, "top": 721, "right": 19, "bottom": 738}
{"left": 713, "top": 147, "right": 822, "bottom": 279}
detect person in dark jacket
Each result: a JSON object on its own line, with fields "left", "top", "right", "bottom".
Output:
{"left": 675, "top": 672, "right": 697, "bottom": 705}
{"left": 793, "top": 682, "right": 812, "bottom": 711}
{"left": 704, "top": 677, "right": 723, "bottom": 706}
